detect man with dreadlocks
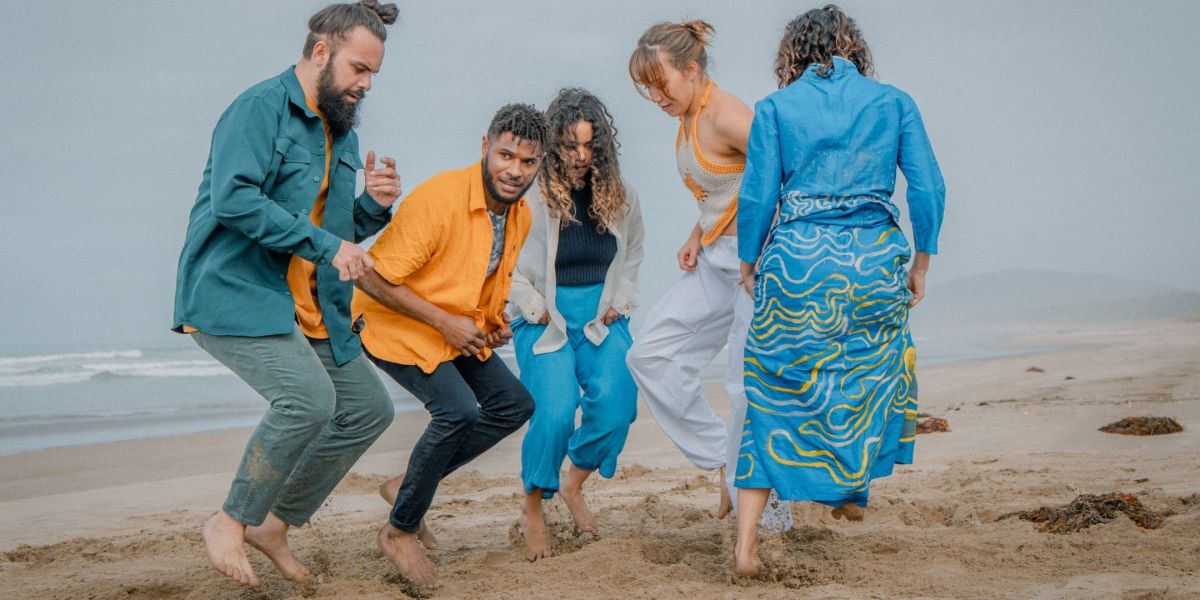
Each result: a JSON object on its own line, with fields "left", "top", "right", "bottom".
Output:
{"left": 352, "top": 103, "right": 548, "bottom": 589}
{"left": 506, "top": 88, "right": 644, "bottom": 560}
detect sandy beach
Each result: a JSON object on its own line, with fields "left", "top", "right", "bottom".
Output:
{"left": 2, "top": 318, "right": 1198, "bottom": 599}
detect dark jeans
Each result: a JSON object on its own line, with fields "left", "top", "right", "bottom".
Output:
{"left": 369, "top": 352, "right": 534, "bottom": 532}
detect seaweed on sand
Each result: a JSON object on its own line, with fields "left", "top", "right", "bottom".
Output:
{"left": 1099, "top": 416, "right": 1183, "bottom": 436}
{"left": 998, "top": 492, "right": 1168, "bottom": 533}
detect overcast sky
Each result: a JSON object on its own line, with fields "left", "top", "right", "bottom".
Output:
{"left": 2, "top": 1, "right": 1197, "bottom": 353}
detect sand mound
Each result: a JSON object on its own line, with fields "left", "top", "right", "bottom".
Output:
{"left": 998, "top": 492, "right": 1169, "bottom": 533}
{"left": 1099, "top": 417, "right": 1183, "bottom": 435}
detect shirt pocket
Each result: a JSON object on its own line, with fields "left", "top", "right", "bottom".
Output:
{"left": 268, "top": 137, "right": 314, "bottom": 211}
{"left": 331, "top": 150, "right": 364, "bottom": 213}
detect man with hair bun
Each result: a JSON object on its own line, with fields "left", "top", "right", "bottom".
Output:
{"left": 172, "top": 0, "right": 400, "bottom": 588}
{"left": 353, "top": 103, "right": 548, "bottom": 590}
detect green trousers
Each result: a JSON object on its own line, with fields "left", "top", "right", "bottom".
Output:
{"left": 192, "top": 328, "right": 394, "bottom": 526}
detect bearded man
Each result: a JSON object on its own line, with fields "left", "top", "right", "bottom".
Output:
{"left": 352, "top": 103, "right": 548, "bottom": 590}
{"left": 171, "top": 1, "right": 401, "bottom": 588}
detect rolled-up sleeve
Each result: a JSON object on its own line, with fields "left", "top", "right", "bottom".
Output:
{"left": 737, "top": 99, "right": 784, "bottom": 263}
{"left": 367, "top": 190, "right": 440, "bottom": 285}
{"left": 897, "top": 93, "right": 946, "bottom": 255}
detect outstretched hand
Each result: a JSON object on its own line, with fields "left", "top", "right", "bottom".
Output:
{"left": 364, "top": 151, "right": 402, "bottom": 207}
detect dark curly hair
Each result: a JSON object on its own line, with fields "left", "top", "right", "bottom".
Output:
{"left": 774, "top": 4, "right": 874, "bottom": 88}
{"left": 487, "top": 103, "right": 549, "bottom": 150}
{"left": 303, "top": 1, "right": 398, "bottom": 57}
{"left": 537, "top": 88, "right": 627, "bottom": 233}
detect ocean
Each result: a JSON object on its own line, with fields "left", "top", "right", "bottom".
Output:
{"left": 0, "top": 330, "right": 1028, "bottom": 456}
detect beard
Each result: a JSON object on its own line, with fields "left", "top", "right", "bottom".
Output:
{"left": 316, "top": 59, "right": 364, "bottom": 136}
{"left": 482, "top": 155, "right": 535, "bottom": 206}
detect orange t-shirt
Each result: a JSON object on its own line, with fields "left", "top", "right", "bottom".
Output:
{"left": 285, "top": 97, "right": 333, "bottom": 339}
{"left": 351, "top": 161, "right": 531, "bottom": 373}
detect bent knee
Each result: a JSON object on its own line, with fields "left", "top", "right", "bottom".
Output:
{"left": 625, "top": 341, "right": 651, "bottom": 373}
{"left": 359, "top": 391, "right": 396, "bottom": 434}
{"left": 529, "top": 402, "right": 576, "bottom": 431}
{"left": 272, "top": 379, "right": 337, "bottom": 428}
{"left": 439, "top": 403, "right": 481, "bottom": 431}
{"left": 512, "top": 388, "right": 535, "bottom": 424}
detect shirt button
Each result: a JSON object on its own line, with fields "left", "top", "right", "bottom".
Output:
{"left": 278, "top": 274, "right": 285, "bottom": 280}
{"left": 313, "top": 176, "right": 321, "bottom": 182}
{"left": 300, "top": 209, "right": 309, "bottom": 215}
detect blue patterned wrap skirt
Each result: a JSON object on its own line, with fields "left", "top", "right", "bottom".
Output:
{"left": 736, "top": 194, "right": 918, "bottom": 507}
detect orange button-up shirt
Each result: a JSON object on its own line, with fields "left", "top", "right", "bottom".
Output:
{"left": 352, "top": 161, "right": 531, "bottom": 373}
{"left": 285, "top": 96, "right": 333, "bottom": 339}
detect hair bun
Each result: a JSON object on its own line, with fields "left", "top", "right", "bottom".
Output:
{"left": 678, "top": 20, "right": 714, "bottom": 45}
{"left": 357, "top": 0, "right": 398, "bottom": 25}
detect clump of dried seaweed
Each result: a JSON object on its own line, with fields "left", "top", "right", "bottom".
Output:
{"left": 998, "top": 492, "right": 1167, "bottom": 533}
{"left": 915, "top": 413, "right": 950, "bottom": 434}
{"left": 1099, "top": 416, "right": 1183, "bottom": 436}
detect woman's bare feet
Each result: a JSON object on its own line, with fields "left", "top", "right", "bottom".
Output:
{"left": 831, "top": 502, "right": 865, "bottom": 522}
{"left": 733, "top": 487, "right": 770, "bottom": 579}
{"left": 715, "top": 466, "right": 733, "bottom": 519}
{"left": 377, "top": 523, "right": 438, "bottom": 591}
{"left": 378, "top": 474, "right": 439, "bottom": 549}
{"left": 733, "top": 539, "right": 762, "bottom": 578}
{"left": 244, "top": 512, "right": 310, "bottom": 582}
{"left": 559, "top": 464, "right": 597, "bottom": 534}
{"left": 520, "top": 491, "right": 551, "bottom": 561}
{"left": 202, "top": 511, "right": 259, "bottom": 587}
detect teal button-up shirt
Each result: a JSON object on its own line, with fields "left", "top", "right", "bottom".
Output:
{"left": 173, "top": 67, "right": 391, "bottom": 365}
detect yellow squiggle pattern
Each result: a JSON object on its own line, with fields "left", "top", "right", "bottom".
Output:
{"left": 738, "top": 219, "right": 919, "bottom": 502}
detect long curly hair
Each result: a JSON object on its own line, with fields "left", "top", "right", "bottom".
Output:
{"left": 537, "top": 88, "right": 627, "bottom": 233}
{"left": 774, "top": 4, "right": 874, "bottom": 88}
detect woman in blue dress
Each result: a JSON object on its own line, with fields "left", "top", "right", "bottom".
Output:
{"left": 733, "top": 5, "right": 946, "bottom": 576}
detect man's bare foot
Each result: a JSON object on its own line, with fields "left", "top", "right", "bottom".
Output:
{"left": 202, "top": 511, "right": 259, "bottom": 587}
{"left": 378, "top": 474, "right": 439, "bottom": 549}
{"left": 378, "top": 474, "right": 405, "bottom": 505}
{"left": 560, "top": 464, "right": 597, "bottom": 534}
{"left": 733, "top": 539, "right": 762, "bottom": 578}
{"left": 715, "top": 466, "right": 733, "bottom": 519}
{"left": 244, "top": 512, "right": 310, "bottom": 582}
{"left": 377, "top": 524, "right": 438, "bottom": 590}
{"left": 831, "top": 502, "right": 865, "bottom": 522}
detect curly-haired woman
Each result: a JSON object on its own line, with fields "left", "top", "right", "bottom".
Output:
{"left": 508, "top": 88, "right": 644, "bottom": 560}
{"left": 733, "top": 5, "right": 946, "bottom": 576}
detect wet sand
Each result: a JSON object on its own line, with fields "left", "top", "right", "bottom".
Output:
{"left": 2, "top": 319, "right": 1198, "bottom": 599}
